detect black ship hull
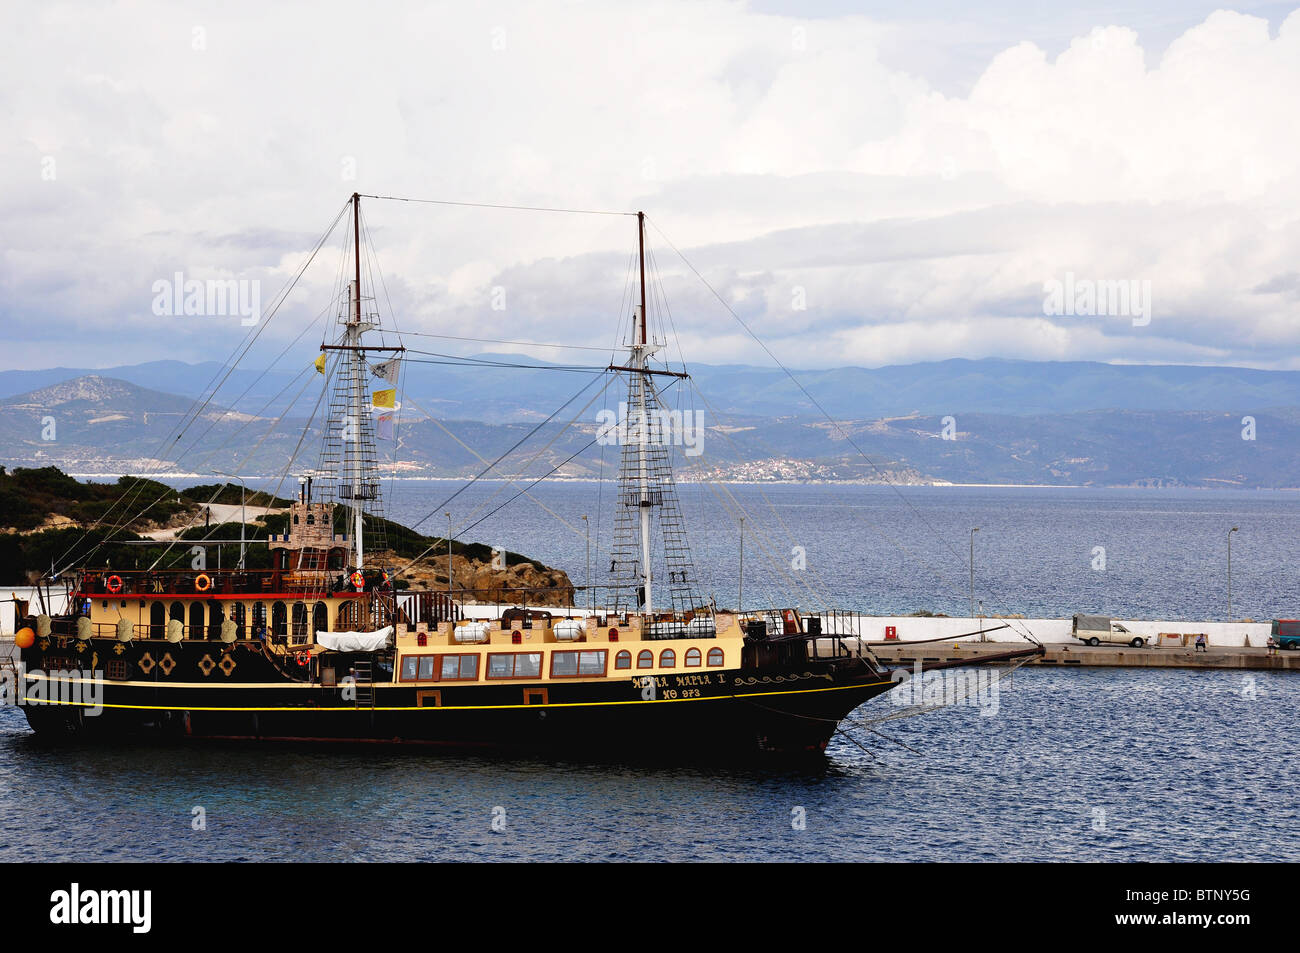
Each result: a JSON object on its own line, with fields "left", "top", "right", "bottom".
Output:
{"left": 18, "top": 639, "right": 897, "bottom": 758}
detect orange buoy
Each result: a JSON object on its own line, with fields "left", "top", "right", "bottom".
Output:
{"left": 195, "top": 573, "right": 212, "bottom": 592}
{"left": 14, "top": 627, "right": 35, "bottom": 649}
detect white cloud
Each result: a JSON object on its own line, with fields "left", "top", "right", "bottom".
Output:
{"left": 1, "top": 2, "right": 1298, "bottom": 372}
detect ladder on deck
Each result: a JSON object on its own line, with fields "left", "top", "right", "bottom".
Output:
{"left": 1, "top": 640, "right": 17, "bottom": 678}
{"left": 352, "top": 660, "right": 374, "bottom": 709}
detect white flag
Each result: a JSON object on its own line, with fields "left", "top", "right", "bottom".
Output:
{"left": 376, "top": 413, "right": 394, "bottom": 441}
{"left": 372, "top": 357, "right": 400, "bottom": 385}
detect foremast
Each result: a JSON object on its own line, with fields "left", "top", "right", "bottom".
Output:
{"left": 316, "top": 193, "right": 403, "bottom": 572}
{"left": 348, "top": 193, "right": 368, "bottom": 569}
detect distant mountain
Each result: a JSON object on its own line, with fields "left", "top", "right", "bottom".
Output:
{"left": 0, "top": 374, "right": 306, "bottom": 475}
{"left": 5, "top": 357, "right": 1300, "bottom": 422}
{"left": 3, "top": 373, "right": 1298, "bottom": 488}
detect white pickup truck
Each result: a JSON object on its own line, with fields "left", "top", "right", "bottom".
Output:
{"left": 1072, "top": 614, "right": 1148, "bottom": 648}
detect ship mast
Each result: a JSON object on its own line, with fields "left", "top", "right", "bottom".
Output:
{"left": 607, "top": 210, "right": 701, "bottom": 622}
{"left": 348, "top": 193, "right": 367, "bottom": 569}
{"left": 317, "top": 193, "right": 404, "bottom": 573}
{"left": 633, "top": 211, "right": 652, "bottom": 618}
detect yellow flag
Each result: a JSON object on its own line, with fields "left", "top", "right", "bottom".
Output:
{"left": 313, "top": 353, "right": 326, "bottom": 374}
{"left": 372, "top": 388, "right": 396, "bottom": 408}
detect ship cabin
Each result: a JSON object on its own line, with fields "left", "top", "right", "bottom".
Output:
{"left": 63, "top": 496, "right": 447, "bottom": 651}
{"left": 388, "top": 611, "right": 745, "bottom": 698}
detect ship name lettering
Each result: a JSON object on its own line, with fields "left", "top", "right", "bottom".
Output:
{"left": 673, "top": 674, "right": 712, "bottom": 687}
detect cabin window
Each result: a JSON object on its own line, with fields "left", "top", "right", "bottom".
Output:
{"left": 637, "top": 650, "right": 654, "bottom": 669}
{"left": 487, "top": 653, "right": 542, "bottom": 679}
{"left": 312, "top": 602, "right": 327, "bottom": 638}
{"left": 231, "top": 602, "right": 247, "bottom": 639}
{"left": 150, "top": 602, "right": 166, "bottom": 639}
{"left": 550, "top": 650, "right": 607, "bottom": 678}
{"left": 328, "top": 548, "right": 346, "bottom": 571}
{"left": 306, "top": 511, "right": 315, "bottom": 525}
{"left": 188, "top": 602, "right": 204, "bottom": 639}
{"left": 615, "top": 650, "right": 632, "bottom": 670}
{"left": 251, "top": 602, "right": 267, "bottom": 639}
{"left": 106, "top": 660, "right": 129, "bottom": 680}
{"left": 271, "top": 602, "right": 287, "bottom": 638}
{"left": 169, "top": 602, "right": 185, "bottom": 624}
{"left": 291, "top": 602, "right": 308, "bottom": 640}
{"left": 402, "top": 656, "right": 441, "bottom": 681}
{"left": 685, "top": 648, "right": 702, "bottom": 668}
{"left": 707, "top": 648, "right": 725, "bottom": 667}
{"left": 659, "top": 649, "right": 676, "bottom": 669}
{"left": 439, "top": 655, "right": 479, "bottom": 681}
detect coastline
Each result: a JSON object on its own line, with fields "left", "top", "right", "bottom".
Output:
{"left": 62, "top": 473, "right": 1300, "bottom": 491}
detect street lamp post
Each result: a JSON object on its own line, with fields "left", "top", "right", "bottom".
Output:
{"left": 446, "top": 512, "right": 453, "bottom": 601}
{"left": 582, "top": 515, "right": 590, "bottom": 612}
{"left": 738, "top": 517, "right": 745, "bottom": 613}
{"left": 970, "top": 527, "right": 980, "bottom": 619}
{"left": 1228, "top": 526, "right": 1239, "bottom": 620}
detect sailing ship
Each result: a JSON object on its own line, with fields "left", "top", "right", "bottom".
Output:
{"left": 11, "top": 194, "right": 1041, "bottom": 757}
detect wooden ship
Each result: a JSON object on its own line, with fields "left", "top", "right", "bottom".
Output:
{"left": 12, "top": 194, "right": 1041, "bottom": 757}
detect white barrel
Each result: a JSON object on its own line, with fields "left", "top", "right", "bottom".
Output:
{"left": 553, "top": 619, "right": 585, "bottom": 642}
{"left": 453, "top": 621, "right": 490, "bottom": 644}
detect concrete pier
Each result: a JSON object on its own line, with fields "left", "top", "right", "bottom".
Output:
{"left": 867, "top": 640, "right": 1300, "bottom": 671}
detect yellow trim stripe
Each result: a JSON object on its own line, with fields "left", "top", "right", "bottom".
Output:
{"left": 19, "top": 679, "right": 894, "bottom": 713}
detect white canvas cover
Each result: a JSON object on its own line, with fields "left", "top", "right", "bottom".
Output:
{"left": 315, "top": 626, "right": 393, "bottom": 652}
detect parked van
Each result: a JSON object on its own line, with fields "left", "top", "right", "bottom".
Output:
{"left": 1073, "top": 614, "right": 1147, "bottom": 647}
{"left": 1271, "top": 619, "right": 1300, "bottom": 650}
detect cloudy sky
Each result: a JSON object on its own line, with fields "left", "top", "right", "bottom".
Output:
{"left": 3, "top": 0, "right": 1299, "bottom": 375}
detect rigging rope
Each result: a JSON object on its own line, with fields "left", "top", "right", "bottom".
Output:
{"left": 357, "top": 193, "right": 636, "bottom": 217}
{"left": 646, "top": 214, "right": 1041, "bottom": 648}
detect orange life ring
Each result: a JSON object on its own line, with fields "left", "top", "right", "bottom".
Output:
{"left": 106, "top": 575, "right": 123, "bottom": 594}
{"left": 195, "top": 573, "right": 212, "bottom": 592}
{"left": 350, "top": 571, "right": 365, "bottom": 590}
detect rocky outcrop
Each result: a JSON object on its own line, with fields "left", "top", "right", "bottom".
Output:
{"left": 402, "top": 552, "right": 574, "bottom": 608}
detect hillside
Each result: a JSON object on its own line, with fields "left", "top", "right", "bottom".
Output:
{"left": 7, "top": 356, "right": 1300, "bottom": 420}
{"left": 0, "top": 466, "right": 573, "bottom": 602}
{"left": 7, "top": 354, "right": 1300, "bottom": 487}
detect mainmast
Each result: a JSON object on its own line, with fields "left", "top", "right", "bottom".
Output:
{"left": 633, "top": 211, "right": 653, "bottom": 618}
{"left": 604, "top": 208, "right": 704, "bottom": 624}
